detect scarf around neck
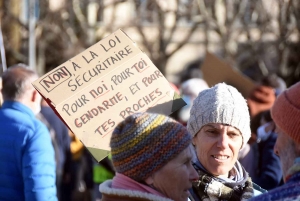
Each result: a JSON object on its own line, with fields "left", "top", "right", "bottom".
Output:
{"left": 192, "top": 160, "right": 254, "bottom": 201}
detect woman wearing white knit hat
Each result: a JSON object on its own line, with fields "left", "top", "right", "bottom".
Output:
{"left": 187, "top": 83, "right": 266, "bottom": 201}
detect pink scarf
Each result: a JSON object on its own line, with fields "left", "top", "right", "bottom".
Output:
{"left": 112, "top": 173, "right": 166, "bottom": 198}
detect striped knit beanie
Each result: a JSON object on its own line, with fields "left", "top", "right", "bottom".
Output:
{"left": 187, "top": 83, "right": 251, "bottom": 149}
{"left": 110, "top": 112, "right": 191, "bottom": 181}
{"left": 271, "top": 81, "right": 300, "bottom": 144}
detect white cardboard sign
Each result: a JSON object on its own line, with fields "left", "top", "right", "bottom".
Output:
{"left": 33, "top": 29, "right": 185, "bottom": 161}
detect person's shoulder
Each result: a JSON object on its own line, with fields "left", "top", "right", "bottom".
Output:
{"left": 19, "top": 114, "right": 51, "bottom": 145}
{"left": 29, "top": 114, "right": 49, "bottom": 133}
{"left": 0, "top": 108, "right": 45, "bottom": 135}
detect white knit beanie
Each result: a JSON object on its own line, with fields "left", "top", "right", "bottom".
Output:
{"left": 187, "top": 83, "right": 251, "bottom": 148}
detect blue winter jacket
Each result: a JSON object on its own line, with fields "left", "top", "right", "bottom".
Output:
{"left": 0, "top": 101, "right": 57, "bottom": 201}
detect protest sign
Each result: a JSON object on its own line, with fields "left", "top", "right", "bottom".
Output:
{"left": 33, "top": 29, "right": 186, "bottom": 162}
{"left": 201, "top": 52, "right": 255, "bottom": 98}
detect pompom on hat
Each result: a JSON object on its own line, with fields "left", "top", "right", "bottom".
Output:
{"left": 271, "top": 81, "right": 300, "bottom": 144}
{"left": 110, "top": 112, "right": 191, "bottom": 181}
{"left": 187, "top": 83, "right": 251, "bottom": 148}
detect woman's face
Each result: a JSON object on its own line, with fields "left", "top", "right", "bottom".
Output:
{"left": 193, "top": 123, "right": 243, "bottom": 177}
{"left": 146, "top": 146, "right": 198, "bottom": 201}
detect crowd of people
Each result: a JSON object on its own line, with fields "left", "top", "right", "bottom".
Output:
{"left": 0, "top": 64, "right": 114, "bottom": 201}
{"left": 0, "top": 63, "right": 299, "bottom": 201}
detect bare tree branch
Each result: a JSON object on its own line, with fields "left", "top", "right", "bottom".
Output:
{"left": 167, "top": 23, "right": 200, "bottom": 58}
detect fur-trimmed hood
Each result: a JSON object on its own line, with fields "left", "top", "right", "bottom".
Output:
{"left": 100, "top": 180, "right": 173, "bottom": 201}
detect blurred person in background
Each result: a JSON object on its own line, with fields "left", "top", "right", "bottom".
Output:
{"left": 92, "top": 155, "right": 115, "bottom": 201}
{"left": 240, "top": 74, "right": 284, "bottom": 164}
{"left": 178, "top": 59, "right": 203, "bottom": 84}
{"left": 170, "top": 59, "right": 205, "bottom": 123}
{"left": 239, "top": 110, "right": 283, "bottom": 190}
{"left": 178, "top": 78, "right": 209, "bottom": 126}
{"left": 239, "top": 74, "right": 286, "bottom": 190}
{"left": 69, "top": 131, "right": 93, "bottom": 201}
{"left": 0, "top": 64, "right": 57, "bottom": 201}
{"left": 69, "top": 131, "right": 84, "bottom": 201}
{"left": 250, "top": 81, "right": 300, "bottom": 200}
{"left": 40, "top": 98, "right": 72, "bottom": 201}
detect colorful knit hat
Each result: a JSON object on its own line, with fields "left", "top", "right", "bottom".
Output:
{"left": 187, "top": 83, "right": 251, "bottom": 148}
{"left": 110, "top": 112, "right": 191, "bottom": 181}
{"left": 271, "top": 81, "right": 300, "bottom": 144}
